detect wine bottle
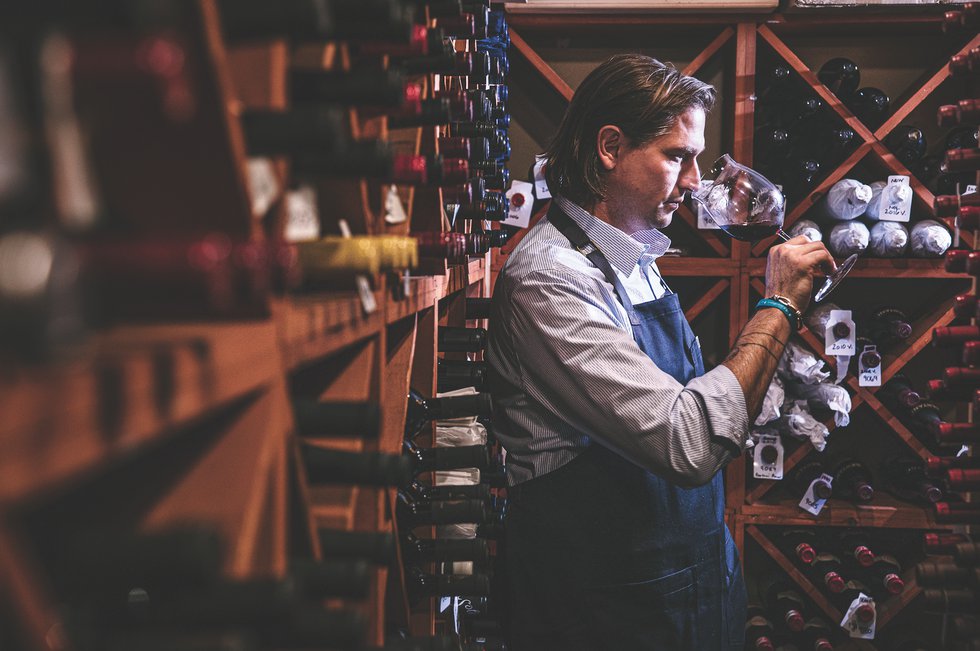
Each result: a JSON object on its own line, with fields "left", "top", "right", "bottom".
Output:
{"left": 780, "top": 529, "right": 820, "bottom": 565}
{"left": 403, "top": 440, "right": 490, "bottom": 473}
{"left": 831, "top": 458, "right": 874, "bottom": 503}
{"left": 401, "top": 532, "right": 490, "bottom": 565}
{"left": 291, "top": 399, "right": 382, "bottom": 439}
{"left": 956, "top": 206, "right": 980, "bottom": 229}
{"left": 439, "top": 326, "right": 487, "bottom": 352}
{"left": 945, "top": 468, "right": 980, "bottom": 491}
{"left": 318, "top": 529, "right": 396, "bottom": 566}
{"left": 397, "top": 493, "right": 489, "bottom": 529}
{"left": 954, "top": 293, "right": 978, "bottom": 320}
{"left": 909, "top": 220, "right": 952, "bottom": 258}
{"left": 809, "top": 553, "right": 846, "bottom": 593}
{"left": 405, "top": 389, "right": 492, "bottom": 439}
{"left": 763, "top": 578, "right": 807, "bottom": 633}
{"left": 880, "top": 374, "right": 922, "bottom": 410}
{"left": 301, "top": 445, "right": 415, "bottom": 486}
{"left": 799, "top": 617, "right": 836, "bottom": 651}
{"left": 443, "top": 179, "right": 487, "bottom": 205}
{"left": 846, "top": 87, "right": 889, "bottom": 130}
{"left": 357, "top": 25, "right": 445, "bottom": 58}
{"left": 933, "top": 501, "right": 980, "bottom": 524}
{"left": 838, "top": 530, "right": 876, "bottom": 568}
{"left": 388, "top": 98, "right": 454, "bottom": 129}
{"left": 865, "top": 181, "right": 913, "bottom": 222}
{"left": 954, "top": 542, "right": 980, "bottom": 566}
{"left": 817, "top": 57, "right": 860, "bottom": 100}
{"left": 406, "top": 567, "right": 491, "bottom": 604}
{"left": 788, "top": 459, "right": 834, "bottom": 501}
{"left": 869, "top": 221, "right": 909, "bottom": 258}
{"left": 916, "top": 560, "right": 975, "bottom": 588}
{"left": 439, "top": 136, "right": 490, "bottom": 163}
{"left": 834, "top": 579, "right": 876, "bottom": 626}
{"left": 290, "top": 68, "right": 416, "bottom": 108}
{"left": 909, "top": 402, "right": 944, "bottom": 437}
{"left": 884, "top": 126, "right": 928, "bottom": 169}
{"left": 923, "top": 532, "right": 972, "bottom": 555}
{"left": 240, "top": 107, "right": 349, "bottom": 156}
{"left": 781, "top": 156, "right": 822, "bottom": 202}
{"left": 788, "top": 218, "right": 822, "bottom": 242}
{"left": 465, "top": 297, "right": 492, "bottom": 320}
{"left": 815, "top": 179, "right": 872, "bottom": 221}
{"left": 867, "top": 306, "right": 913, "bottom": 344}
{"left": 883, "top": 457, "right": 943, "bottom": 505}
{"left": 437, "top": 359, "right": 488, "bottom": 392}
{"left": 922, "top": 587, "right": 977, "bottom": 612}
{"left": 933, "top": 325, "right": 980, "bottom": 347}
{"left": 405, "top": 480, "right": 491, "bottom": 503}
{"left": 827, "top": 221, "right": 869, "bottom": 258}
{"left": 942, "top": 148, "right": 980, "bottom": 173}
{"left": 415, "top": 232, "right": 466, "bottom": 260}
{"left": 455, "top": 197, "right": 508, "bottom": 222}
{"left": 926, "top": 455, "right": 980, "bottom": 475}
{"left": 745, "top": 604, "right": 776, "bottom": 651}
{"left": 938, "top": 99, "right": 980, "bottom": 128}
{"left": 288, "top": 558, "right": 372, "bottom": 599}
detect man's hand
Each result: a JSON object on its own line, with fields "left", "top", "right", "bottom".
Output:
{"left": 765, "top": 235, "right": 837, "bottom": 314}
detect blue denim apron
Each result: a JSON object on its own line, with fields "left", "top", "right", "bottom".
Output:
{"left": 503, "top": 205, "right": 746, "bottom": 650}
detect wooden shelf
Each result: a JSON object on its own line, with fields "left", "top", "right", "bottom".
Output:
{"left": 741, "top": 497, "right": 939, "bottom": 529}
{"left": 275, "top": 292, "right": 385, "bottom": 372}
{"left": 0, "top": 321, "right": 279, "bottom": 507}
{"left": 746, "top": 257, "right": 955, "bottom": 278}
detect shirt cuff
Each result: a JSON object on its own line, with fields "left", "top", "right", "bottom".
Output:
{"left": 687, "top": 365, "right": 751, "bottom": 453}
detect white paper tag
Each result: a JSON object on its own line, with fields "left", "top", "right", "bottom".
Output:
{"left": 247, "top": 157, "right": 279, "bottom": 218}
{"left": 879, "top": 176, "right": 912, "bottom": 223}
{"left": 284, "top": 185, "right": 321, "bottom": 243}
{"left": 858, "top": 345, "right": 881, "bottom": 387}
{"left": 841, "top": 593, "right": 876, "bottom": 639}
{"left": 697, "top": 201, "right": 721, "bottom": 230}
{"left": 338, "top": 219, "right": 377, "bottom": 314}
{"left": 753, "top": 434, "right": 784, "bottom": 480}
{"left": 966, "top": 185, "right": 978, "bottom": 195}
{"left": 384, "top": 185, "right": 408, "bottom": 224}
{"left": 533, "top": 155, "right": 551, "bottom": 199}
{"left": 799, "top": 473, "right": 833, "bottom": 515}
{"left": 826, "top": 310, "right": 856, "bottom": 356}
{"left": 503, "top": 180, "right": 534, "bottom": 229}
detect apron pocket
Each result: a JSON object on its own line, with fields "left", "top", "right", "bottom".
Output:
{"left": 583, "top": 566, "right": 698, "bottom": 650}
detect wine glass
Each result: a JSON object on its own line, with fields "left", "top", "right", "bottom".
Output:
{"left": 690, "top": 154, "right": 857, "bottom": 303}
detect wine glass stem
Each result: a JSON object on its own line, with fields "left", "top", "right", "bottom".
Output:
{"left": 776, "top": 229, "right": 792, "bottom": 242}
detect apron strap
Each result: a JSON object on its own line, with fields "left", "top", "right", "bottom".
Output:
{"left": 547, "top": 204, "right": 641, "bottom": 327}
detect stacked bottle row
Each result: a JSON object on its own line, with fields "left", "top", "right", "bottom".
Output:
{"left": 917, "top": 534, "right": 978, "bottom": 649}
{"left": 786, "top": 177, "right": 953, "bottom": 259}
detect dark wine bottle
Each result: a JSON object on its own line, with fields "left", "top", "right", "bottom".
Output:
{"left": 834, "top": 579, "right": 876, "bottom": 626}
{"left": 744, "top": 605, "right": 776, "bottom": 651}
{"left": 405, "top": 479, "right": 491, "bottom": 503}
{"left": 789, "top": 458, "right": 833, "bottom": 501}
{"left": 241, "top": 107, "right": 347, "bottom": 156}
{"left": 923, "top": 532, "right": 972, "bottom": 555}
{"left": 762, "top": 578, "right": 806, "bottom": 633}
{"left": 933, "top": 501, "right": 980, "bottom": 524}
{"left": 879, "top": 375, "right": 922, "bottom": 412}
{"left": 934, "top": 422, "right": 980, "bottom": 445}
{"left": 831, "top": 458, "right": 875, "bottom": 503}
{"left": 800, "top": 616, "right": 836, "bottom": 651}
{"left": 938, "top": 99, "right": 980, "bottom": 128}
{"left": 301, "top": 445, "right": 415, "bottom": 487}
{"left": 946, "top": 468, "right": 980, "bottom": 491}
{"left": 953, "top": 292, "right": 979, "bottom": 319}
{"left": 401, "top": 532, "right": 490, "bottom": 565}
{"left": 318, "top": 528, "right": 396, "bottom": 566}
{"left": 465, "top": 297, "right": 492, "bottom": 320}
{"left": 865, "top": 306, "right": 913, "bottom": 344}
{"left": 438, "top": 326, "right": 487, "bottom": 352}
{"left": 925, "top": 455, "right": 980, "bottom": 475}
{"left": 863, "top": 554, "right": 905, "bottom": 596}
{"left": 415, "top": 232, "right": 466, "bottom": 259}
{"left": 290, "top": 68, "right": 415, "bottom": 108}
{"left": 882, "top": 457, "right": 944, "bottom": 504}
{"left": 405, "top": 389, "right": 492, "bottom": 439}
{"left": 397, "top": 493, "right": 489, "bottom": 529}
{"left": 838, "top": 530, "right": 876, "bottom": 568}
{"left": 406, "top": 567, "right": 491, "bottom": 604}
{"left": 780, "top": 528, "right": 820, "bottom": 565}
{"left": 884, "top": 126, "right": 927, "bottom": 170}
{"left": 922, "top": 587, "right": 977, "bottom": 612}
{"left": 403, "top": 440, "right": 489, "bottom": 472}
{"left": 291, "top": 399, "right": 381, "bottom": 438}
{"left": 437, "top": 359, "right": 488, "bottom": 392}
{"left": 817, "top": 57, "right": 860, "bottom": 100}
{"left": 846, "top": 87, "right": 889, "bottom": 130}
{"left": 933, "top": 326, "right": 980, "bottom": 347}
{"left": 942, "top": 148, "right": 980, "bottom": 174}
{"left": 809, "top": 553, "right": 846, "bottom": 593}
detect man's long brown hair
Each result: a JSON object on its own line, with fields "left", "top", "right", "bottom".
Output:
{"left": 543, "top": 54, "right": 716, "bottom": 208}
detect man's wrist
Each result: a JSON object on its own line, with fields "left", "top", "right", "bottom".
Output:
{"left": 756, "top": 295, "right": 802, "bottom": 331}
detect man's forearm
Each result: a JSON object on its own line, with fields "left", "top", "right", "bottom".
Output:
{"left": 721, "top": 309, "right": 791, "bottom": 423}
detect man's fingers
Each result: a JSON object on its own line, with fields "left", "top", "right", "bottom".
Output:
{"left": 802, "top": 248, "right": 838, "bottom": 274}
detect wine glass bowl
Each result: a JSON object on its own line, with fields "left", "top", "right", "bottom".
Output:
{"left": 690, "top": 154, "right": 856, "bottom": 302}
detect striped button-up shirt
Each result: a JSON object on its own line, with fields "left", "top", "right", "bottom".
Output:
{"left": 486, "top": 196, "right": 749, "bottom": 487}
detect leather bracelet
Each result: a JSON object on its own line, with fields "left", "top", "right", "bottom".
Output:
{"left": 756, "top": 297, "right": 802, "bottom": 331}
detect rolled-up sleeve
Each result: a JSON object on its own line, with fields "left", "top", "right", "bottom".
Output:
{"left": 505, "top": 268, "right": 750, "bottom": 488}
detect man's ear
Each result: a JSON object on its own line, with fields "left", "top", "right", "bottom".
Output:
{"left": 596, "top": 125, "right": 625, "bottom": 171}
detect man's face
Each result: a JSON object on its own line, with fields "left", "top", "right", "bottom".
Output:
{"left": 604, "top": 107, "right": 706, "bottom": 231}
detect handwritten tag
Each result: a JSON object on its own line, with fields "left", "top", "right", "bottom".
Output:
{"left": 879, "top": 176, "right": 912, "bottom": 223}
{"left": 285, "top": 185, "right": 320, "bottom": 243}
{"left": 533, "top": 155, "right": 551, "bottom": 199}
{"left": 858, "top": 345, "right": 881, "bottom": 387}
{"left": 753, "top": 435, "right": 784, "bottom": 480}
{"left": 799, "top": 473, "right": 833, "bottom": 516}
{"left": 841, "top": 593, "right": 876, "bottom": 639}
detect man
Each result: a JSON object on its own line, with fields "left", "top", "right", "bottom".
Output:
{"left": 486, "top": 54, "right": 835, "bottom": 650}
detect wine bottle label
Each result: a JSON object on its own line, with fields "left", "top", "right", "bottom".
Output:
{"left": 503, "top": 179, "right": 534, "bottom": 229}
{"left": 533, "top": 155, "right": 551, "bottom": 199}
{"left": 858, "top": 344, "right": 881, "bottom": 387}
{"left": 799, "top": 473, "right": 833, "bottom": 516}
{"left": 879, "top": 176, "right": 912, "bottom": 223}
{"left": 753, "top": 434, "right": 784, "bottom": 480}
{"left": 840, "top": 592, "right": 876, "bottom": 639}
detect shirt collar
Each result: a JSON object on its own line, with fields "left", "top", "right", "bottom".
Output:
{"left": 553, "top": 195, "right": 672, "bottom": 275}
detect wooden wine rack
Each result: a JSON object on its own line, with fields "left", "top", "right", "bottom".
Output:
{"left": 0, "top": 1, "right": 493, "bottom": 649}
{"left": 501, "top": 6, "right": 977, "bottom": 648}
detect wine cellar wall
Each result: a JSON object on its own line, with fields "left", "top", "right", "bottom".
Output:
{"left": 0, "top": 1, "right": 508, "bottom": 650}
{"left": 501, "top": 6, "right": 979, "bottom": 650}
